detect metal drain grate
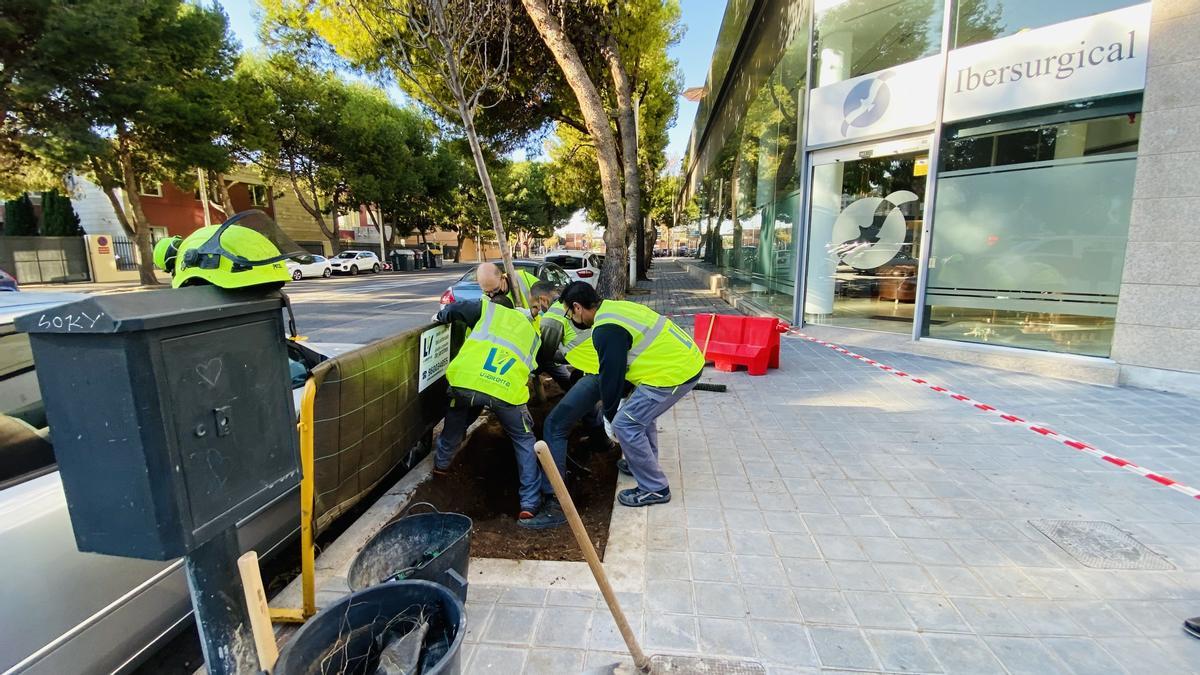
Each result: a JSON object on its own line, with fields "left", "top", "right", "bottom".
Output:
{"left": 586, "top": 656, "right": 767, "bottom": 675}
{"left": 1030, "top": 519, "right": 1174, "bottom": 570}
{"left": 648, "top": 656, "right": 767, "bottom": 674}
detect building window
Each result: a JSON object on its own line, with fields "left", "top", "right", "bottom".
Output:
{"left": 952, "top": 0, "right": 1143, "bottom": 49}
{"left": 923, "top": 102, "right": 1141, "bottom": 357}
{"left": 249, "top": 184, "right": 269, "bottom": 207}
{"left": 804, "top": 146, "right": 929, "bottom": 333}
{"left": 140, "top": 180, "right": 163, "bottom": 198}
{"left": 812, "top": 0, "right": 944, "bottom": 87}
{"left": 194, "top": 184, "right": 220, "bottom": 203}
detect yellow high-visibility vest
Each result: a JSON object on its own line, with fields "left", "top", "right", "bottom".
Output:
{"left": 541, "top": 304, "right": 600, "bottom": 375}
{"left": 447, "top": 298, "right": 540, "bottom": 404}
{"left": 592, "top": 299, "right": 703, "bottom": 387}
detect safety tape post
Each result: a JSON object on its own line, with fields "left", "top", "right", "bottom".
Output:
{"left": 783, "top": 328, "right": 1200, "bottom": 502}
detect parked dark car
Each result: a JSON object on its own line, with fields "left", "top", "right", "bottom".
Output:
{"left": 439, "top": 259, "right": 570, "bottom": 306}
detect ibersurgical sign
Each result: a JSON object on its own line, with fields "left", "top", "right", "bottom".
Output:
{"left": 943, "top": 3, "right": 1151, "bottom": 122}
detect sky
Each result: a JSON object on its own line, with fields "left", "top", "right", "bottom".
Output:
{"left": 222, "top": 0, "right": 725, "bottom": 169}
{"left": 665, "top": 0, "right": 725, "bottom": 171}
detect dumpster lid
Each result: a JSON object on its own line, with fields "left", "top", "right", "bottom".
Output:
{"left": 14, "top": 285, "right": 284, "bottom": 334}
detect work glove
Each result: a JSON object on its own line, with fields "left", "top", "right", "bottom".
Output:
{"left": 602, "top": 397, "right": 628, "bottom": 442}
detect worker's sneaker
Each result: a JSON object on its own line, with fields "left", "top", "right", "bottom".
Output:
{"left": 517, "top": 500, "right": 566, "bottom": 529}
{"left": 432, "top": 464, "right": 451, "bottom": 477}
{"left": 616, "top": 457, "right": 633, "bottom": 476}
{"left": 1186, "top": 616, "right": 1200, "bottom": 639}
{"left": 618, "top": 486, "right": 670, "bottom": 507}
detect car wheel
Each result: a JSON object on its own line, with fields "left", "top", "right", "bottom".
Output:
{"left": 322, "top": 268, "right": 332, "bottom": 278}
{"left": 350, "top": 265, "right": 359, "bottom": 276}
{"left": 373, "top": 263, "right": 381, "bottom": 273}
{"left": 292, "top": 269, "right": 303, "bottom": 281}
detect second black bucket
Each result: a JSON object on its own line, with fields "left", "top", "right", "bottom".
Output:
{"left": 349, "top": 502, "right": 472, "bottom": 602}
{"left": 274, "top": 580, "right": 465, "bottom": 675}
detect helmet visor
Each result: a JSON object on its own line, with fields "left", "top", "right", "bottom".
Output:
{"left": 216, "top": 210, "right": 307, "bottom": 263}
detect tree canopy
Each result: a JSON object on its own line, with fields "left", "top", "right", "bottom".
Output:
{"left": 3, "top": 0, "right": 238, "bottom": 283}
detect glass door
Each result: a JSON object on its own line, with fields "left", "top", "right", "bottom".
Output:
{"left": 803, "top": 136, "right": 931, "bottom": 333}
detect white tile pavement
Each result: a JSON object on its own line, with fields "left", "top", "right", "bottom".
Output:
{"left": 461, "top": 262, "right": 1200, "bottom": 674}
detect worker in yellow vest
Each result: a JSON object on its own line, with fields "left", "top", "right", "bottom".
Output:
{"left": 558, "top": 281, "right": 704, "bottom": 506}
{"left": 433, "top": 291, "right": 565, "bottom": 529}
{"left": 527, "top": 281, "right": 607, "bottom": 489}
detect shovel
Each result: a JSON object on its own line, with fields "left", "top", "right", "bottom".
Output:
{"left": 534, "top": 441, "right": 765, "bottom": 675}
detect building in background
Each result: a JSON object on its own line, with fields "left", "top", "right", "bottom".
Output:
{"left": 680, "top": 0, "right": 1198, "bottom": 393}
{"left": 553, "top": 210, "right": 604, "bottom": 251}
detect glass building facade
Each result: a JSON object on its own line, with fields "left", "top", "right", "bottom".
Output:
{"left": 682, "top": 0, "right": 1149, "bottom": 358}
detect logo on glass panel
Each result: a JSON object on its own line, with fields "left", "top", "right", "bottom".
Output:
{"left": 828, "top": 190, "right": 918, "bottom": 270}
{"left": 841, "top": 72, "right": 894, "bottom": 136}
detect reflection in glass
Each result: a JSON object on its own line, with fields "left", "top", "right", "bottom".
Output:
{"left": 953, "top": 0, "right": 1143, "bottom": 49}
{"left": 696, "top": 0, "right": 808, "bottom": 319}
{"left": 813, "top": 0, "right": 943, "bottom": 87}
{"left": 805, "top": 151, "right": 928, "bottom": 332}
{"left": 924, "top": 112, "right": 1139, "bottom": 356}
{"left": 942, "top": 113, "right": 1141, "bottom": 172}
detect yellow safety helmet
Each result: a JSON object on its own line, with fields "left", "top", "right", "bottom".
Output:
{"left": 152, "top": 236, "right": 182, "bottom": 273}
{"left": 172, "top": 210, "right": 305, "bottom": 289}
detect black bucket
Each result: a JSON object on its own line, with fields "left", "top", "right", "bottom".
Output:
{"left": 274, "top": 580, "right": 465, "bottom": 675}
{"left": 349, "top": 503, "right": 472, "bottom": 602}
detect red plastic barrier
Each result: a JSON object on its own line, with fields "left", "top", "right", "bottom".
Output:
{"left": 693, "top": 314, "right": 786, "bottom": 376}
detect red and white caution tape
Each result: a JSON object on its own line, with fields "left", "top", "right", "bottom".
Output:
{"left": 786, "top": 330, "right": 1200, "bottom": 502}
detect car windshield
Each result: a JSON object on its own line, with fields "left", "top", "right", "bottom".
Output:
{"left": 546, "top": 255, "right": 584, "bottom": 270}
{"left": 336, "top": 252, "right": 357, "bottom": 259}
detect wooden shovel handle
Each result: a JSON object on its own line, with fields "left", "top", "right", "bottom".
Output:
{"left": 534, "top": 441, "right": 652, "bottom": 673}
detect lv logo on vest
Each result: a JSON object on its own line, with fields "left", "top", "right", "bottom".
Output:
{"left": 482, "top": 347, "right": 516, "bottom": 375}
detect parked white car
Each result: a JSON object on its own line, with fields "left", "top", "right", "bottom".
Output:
{"left": 544, "top": 251, "right": 603, "bottom": 287}
{"left": 329, "top": 250, "right": 382, "bottom": 275}
{"left": 286, "top": 254, "right": 332, "bottom": 280}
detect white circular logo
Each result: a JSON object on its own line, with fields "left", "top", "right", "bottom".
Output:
{"left": 827, "top": 190, "right": 918, "bottom": 270}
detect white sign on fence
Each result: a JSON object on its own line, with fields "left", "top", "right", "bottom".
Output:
{"left": 418, "top": 324, "right": 452, "bottom": 392}
{"left": 943, "top": 3, "right": 1151, "bottom": 122}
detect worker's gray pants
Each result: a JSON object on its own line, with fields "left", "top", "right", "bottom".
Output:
{"left": 613, "top": 378, "right": 698, "bottom": 493}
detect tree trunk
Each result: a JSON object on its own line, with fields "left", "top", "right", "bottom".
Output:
{"left": 459, "top": 104, "right": 526, "bottom": 307}
{"left": 214, "top": 172, "right": 236, "bottom": 218}
{"left": 521, "top": 0, "right": 627, "bottom": 298}
{"left": 286, "top": 161, "right": 338, "bottom": 248}
{"left": 606, "top": 37, "right": 644, "bottom": 283}
{"left": 327, "top": 191, "right": 341, "bottom": 254}
{"left": 455, "top": 231, "right": 465, "bottom": 261}
{"left": 115, "top": 144, "right": 159, "bottom": 286}
{"left": 99, "top": 185, "right": 135, "bottom": 238}
{"left": 367, "top": 206, "right": 388, "bottom": 259}
{"left": 88, "top": 157, "right": 135, "bottom": 237}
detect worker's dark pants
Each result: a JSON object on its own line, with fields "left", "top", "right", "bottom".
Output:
{"left": 435, "top": 387, "right": 540, "bottom": 512}
{"left": 542, "top": 373, "right": 605, "bottom": 494}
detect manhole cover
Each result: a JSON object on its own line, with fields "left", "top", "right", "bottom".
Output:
{"left": 1029, "top": 520, "right": 1173, "bottom": 570}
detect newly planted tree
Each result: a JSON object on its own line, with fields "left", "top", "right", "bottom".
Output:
{"left": 275, "top": 0, "right": 529, "bottom": 305}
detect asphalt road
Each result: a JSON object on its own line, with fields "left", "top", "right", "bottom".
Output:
{"left": 285, "top": 263, "right": 469, "bottom": 343}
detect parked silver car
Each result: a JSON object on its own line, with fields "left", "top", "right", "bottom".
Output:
{"left": 0, "top": 292, "right": 342, "bottom": 674}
